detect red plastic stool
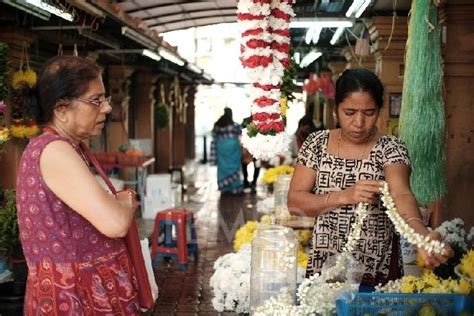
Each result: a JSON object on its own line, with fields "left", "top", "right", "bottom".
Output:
{"left": 151, "top": 208, "right": 198, "bottom": 270}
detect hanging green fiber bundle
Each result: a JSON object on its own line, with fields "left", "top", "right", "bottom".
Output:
{"left": 399, "top": 0, "right": 445, "bottom": 205}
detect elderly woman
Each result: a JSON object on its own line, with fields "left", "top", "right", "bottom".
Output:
{"left": 288, "top": 69, "right": 452, "bottom": 288}
{"left": 16, "top": 56, "right": 140, "bottom": 314}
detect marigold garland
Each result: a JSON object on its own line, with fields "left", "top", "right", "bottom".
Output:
{"left": 10, "top": 119, "right": 40, "bottom": 139}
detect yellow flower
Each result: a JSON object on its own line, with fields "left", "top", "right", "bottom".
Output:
{"left": 297, "top": 230, "right": 312, "bottom": 247}
{"left": 0, "top": 126, "right": 10, "bottom": 144}
{"left": 297, "top": 247, "right": 308, "bottom": 268}
{"left": 280, "top": 96, "right": 288, "bottom": 117}
{"left": 11, "top": 123, "right": 39, "bottom": 139}
{"left": 421, "top": 270, "right": 439, "bottom": 288}
{"left": 460, "top": 249, "right": 474, "bottom": 279}
{"left": 262, "top": 165, "right": 294, "bottom": 185}
{"left": 457, "top": 278, "right": 472, "bottom": 294}
{"left": 12, "top": 68, "right": 37, "bottom": 89}
{"left": 400, "top": 277, "right": 416, "bottom": 293}
{"left": 260, "top": 215, "right": 272, "bottom": 225}
{"left": 233, "top": 221, "right": 258, "bottom": 252}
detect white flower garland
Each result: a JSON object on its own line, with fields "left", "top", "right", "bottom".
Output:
{"left": 380, "top": 182, "right": 446, "bottom": 254}
{"left": 241, "top": 128, "right": 291, "bottom": 160}
{"left": 237, "top": 0, "right": 294, "bottom": 159}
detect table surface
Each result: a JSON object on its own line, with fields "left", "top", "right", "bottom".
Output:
{"left": 280, "top": 216, "right": 314, "bottom": 230}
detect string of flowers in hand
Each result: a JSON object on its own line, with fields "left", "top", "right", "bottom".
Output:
{"left": 380, "top": 181, "right": 446, "bottom": 254}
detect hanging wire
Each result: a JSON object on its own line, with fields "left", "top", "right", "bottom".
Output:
{"left": 344, "top": 32, "right": 363, "bottom": 67}
{"left": 384, "top": 0, "right": 398, "bottom": 51}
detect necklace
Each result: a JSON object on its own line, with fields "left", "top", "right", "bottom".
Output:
{"left": 337, "top": 129, "right": 374, "bottom": 160}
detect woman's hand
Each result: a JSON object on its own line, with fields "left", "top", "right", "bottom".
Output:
{"left": 342, "top": 180, "right": 383, "bottom": 205}
{"left": 115, "top": 189, "right": 139, "bottom": 212}
{"left": 418, "top": 231, "right": 454, "bottom": 269}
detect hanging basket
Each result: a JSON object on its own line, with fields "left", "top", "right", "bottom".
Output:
{"left": 155, "top": 102, "right": 169, "bottom": 129}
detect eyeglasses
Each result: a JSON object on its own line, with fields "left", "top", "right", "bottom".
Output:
{"left": 69, "top": 96, "right": 112, "bottom": 108}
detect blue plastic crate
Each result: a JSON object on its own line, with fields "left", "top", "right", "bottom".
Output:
{"left": 336, "top": 293, "right": 473, "bottom": 316}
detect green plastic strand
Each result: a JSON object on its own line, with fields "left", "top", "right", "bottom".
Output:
{"left": 400, "top": 0, "right": 446, "bottom": 205}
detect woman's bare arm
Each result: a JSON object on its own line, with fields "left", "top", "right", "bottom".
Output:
{"left": 40, "top": 140, "right": 136, "bottom": 238}
{"left": 385, "top": 163, "right": 453, "bottom": 267}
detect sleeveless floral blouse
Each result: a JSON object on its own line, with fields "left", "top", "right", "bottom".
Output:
{"left": 296, "top": 130, "right": 411, "bottom": 286}
{"left": 16, "top": 133, "right": 140, "bottom": 315}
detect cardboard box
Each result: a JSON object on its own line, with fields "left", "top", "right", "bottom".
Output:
{"left": 146, "top": 174, "right": 172, "bottom": 198}
{"left": 142, "top": 196, "right": 173, "bottom": 220}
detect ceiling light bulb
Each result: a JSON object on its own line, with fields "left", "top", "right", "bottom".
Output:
{"left": 312, "top": 27, "right": 322, "bottom": 44}
{"left": 290, "top": 18, "right": 353, "bottom": 29}
{"left": 355, "top": 0, "right": 372, "bottom": 18}
{"left": 330, "top": 27, "right": 345, "bottom": 45}
{"left": 305, "top": 27, "right": 315, "bottom": 45}
{"left": 345, "top": 0, "right": 365, "bottom": 17}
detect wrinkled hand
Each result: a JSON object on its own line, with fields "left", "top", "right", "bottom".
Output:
{"left": 343, "top": 180, "right": 383, "bottom": 205}
{"left": 115, "top": 189, "right": 139, "bottom": 212}
{"left": 418, "top": 231, "right": 454, "bottom": 269}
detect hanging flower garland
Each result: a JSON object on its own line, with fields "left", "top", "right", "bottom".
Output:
{"left": 0, "top": 43, "right": 10, "bottom": 149}
{"left": 8, "top": 42, "right": 40, "bottom": 140}
{"left": 237, "top": 0, "right": 294, "bottom": 160}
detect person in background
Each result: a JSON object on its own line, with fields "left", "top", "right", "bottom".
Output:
{"left": 241, "top": 116, "right": 260, "bottom": 194}
{"left": 210, "top": 107, "right": 243, "bottom": 195}
{"left": 290, "top": 115, "right": 320, "bottom": 161}
{"left": 288, "top": 68, "right": 453, "bottom": 289}
{"left": 16, "top": 56, "right": 140, "bottom": 314}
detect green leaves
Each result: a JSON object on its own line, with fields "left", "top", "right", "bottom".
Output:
{"left": 154, "top": 102, "right": 170, "bottom": 129}
{"left": 0, "top": 189, "right": 20, "bottom": 250}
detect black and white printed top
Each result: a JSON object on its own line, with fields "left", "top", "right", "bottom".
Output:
{"left": 296, "top": 129, "right": 411, "bottom": 286}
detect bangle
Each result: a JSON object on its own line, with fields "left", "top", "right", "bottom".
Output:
{"left": 325, "top": 192, "right": 332, "bottom": 206}
{"left": 406, "top": 217, "right": 425, "bottom": 225}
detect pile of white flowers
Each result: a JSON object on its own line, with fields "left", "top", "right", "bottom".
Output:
{"left": 256, "top": 196, "right": 275, "bottom": 214}
{"left": 435, "top": 217, "right": 473, "bottom": 250}
{"left": 210, "top": 245, "right": 251, "bottom": 313}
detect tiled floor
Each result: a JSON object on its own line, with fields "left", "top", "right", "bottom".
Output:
{"left": 143, "top": 163, "right": 261, "bottom": 315}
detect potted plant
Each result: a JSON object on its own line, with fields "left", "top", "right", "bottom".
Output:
{"left": 0, "top": 189, "right": 27, "bottom": 294}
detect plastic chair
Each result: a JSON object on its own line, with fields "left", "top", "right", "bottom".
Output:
{"left": 150, "top": 208, "right": 198, "bottom": 270}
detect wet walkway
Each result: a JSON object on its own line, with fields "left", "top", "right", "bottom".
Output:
{"left": 142, "top": 162, "right": 262, "bottom": 315}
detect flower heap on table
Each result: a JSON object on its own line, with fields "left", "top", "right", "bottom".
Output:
{"left": 210, "top": 215, "right": 311, "bottom": 314}
{"left": 237, "top": 0, "right": 294, "bottom": 160}
{"left": 253, "top": 182, "right": 453, "bottom": 315}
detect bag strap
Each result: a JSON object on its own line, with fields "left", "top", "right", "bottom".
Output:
{"left": 79, "top": 142, "right": 117, "bottom": 195}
